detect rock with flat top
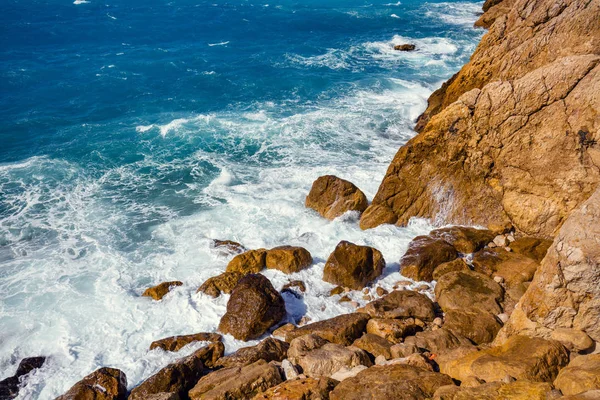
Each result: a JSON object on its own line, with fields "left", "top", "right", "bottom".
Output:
{"left": 358, "top": 290, "right": 435, "bottom": 321}
{"left": 323, "top": 241, "right": 385, "bottom": 290}
{"left": 150, "top": 333, "right": 222, "bottom": 352}
{"left": 285, "top": 313, "right": 370, "bottom": 346}
{"left": 215, "top": 337, "right": 289, "bottom": 368}
{"left": 399, "top": 236, "right": 458, "bottom": 282}
{"left": 266, "top": 246, "right": 313, "bottom": 274}
{"left": 305, "top": 175, "right": 368, "bottom": 220}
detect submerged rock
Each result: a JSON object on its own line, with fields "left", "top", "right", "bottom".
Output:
{"left": 57, "top": 367, "right": 127, "bottom": 400}
{"left": 305, "top": 175, "right": 368, "bottom": 220}
{"left": 143, "top": 281, "right": 183, "bottom": 301}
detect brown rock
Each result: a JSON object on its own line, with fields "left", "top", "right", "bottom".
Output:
{"left": 287, "top": 334, "right": 330, "bottom": 363}
{"left": 394, "top": 44, "right": 416, "bottom": 51}
{"left": 358, "top": 290, "right": 436, "bottom": 321}
{"left": 443, "top": 308, "right": 502, "bottom": 345}
{"left": 435, "top": 270, "right": 504, "bottom": 315}
{"left": 562, "top": 391, "right": 600, "bottom": 400}
{"left": 430, "top": 226, "right": 495, "bottom": 254}
{"left": 432, "top": 258, "right": 470, "bottom": 281}
{"left": 365, "top": 318, "right": 418, "bottom": 344}
{"left": 550, "top": 328, "right": 595, "bottom": 353}
{"left": 329, "top": 286, "right": 344, "bottom": 296}
{"left": 57, "top": 368, "right": 127, "bottom": 400}
{"left": 508, "top": 237, "right": 552, "bottom": 263}
{"left": 282, "top": 280, "right": 306, "bottom": 293}
{"left": 305, "top": 175, "right": 368, "bottom": 220}
{"left": 329, "top": 364, "right": 454, "bottom": 400}
{"left": 226, "top": 249, "right": 267, "bottom": 274}
{"left": 197, "top": 272, "right": 243, "bottom": 298}
{"left": 471, "top": 248, "right": 539, "bottom": 291}
{"left": 218, "top": 274, "right": 286, "bottom": 341}
{"left": 285, "top": 313, "right": 370, "bottom": 346}
{"left": 144, "top": 394, "right": 181, "bottom": 400}
{"left": 375, "top": 287, "right": 388, "bottom": 297}
{"left": 215, "top": 337, "right": 289, "bottom": 368}
{"left": 188, "top": 359, "right": 283, "bottom": 400}
{"left": 390, "top": 343, "right": 421, "bottom": 358}
{"left": 554, "top": 354, "right": 600, "bottom": 396}
{"left": 399, "top": 236, "right": 458, "bottom": 282}
{"left": 150, "top": 333, "right": 222, "bottom": 352}
{"left": 143, "top": 281, "right": 183, "bottom": 301}
{"left": 404, "top": 328, "right": 472, "bottom": 355}
{"left": 433, "top": 380, "right": 555, "bottom": 400}
{"left": 323, "top": 241, "right": 385, "bottom": 290}
{"left": 273, "top": 323, "right": 296, "bottom": 339}
{"left": 295, "top": 343, "right": 372, "bottom": 378}
{"left": 352, "top": 333, "right": 394, "bottom": 359}
{"left": 252, "top": 377, "right": 338, "bottom": 400}
{"left": 266, "top": 246, "right": 313, "bottom": 274}
{"left": 211, "top": 240, "right": 246, "bottom": 256}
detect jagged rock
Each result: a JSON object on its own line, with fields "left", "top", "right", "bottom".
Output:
{"left": 286, "top": 313, "right": 370, "bottom": 346}
{"left": 57, "top": 367, "right": 127, "bottom": 400}
{"left": 352, "top": 333, "right": 394, "bottom": 359}
{"left": 252, "top": 377, "right": 338, "bottom": 400}
{"left": 218, "top": 274, "right": 286, "bottom": 341}
{"left": 330, "top": 364, "right": 454, "bottom": 400}
{"left": 266, "top": 246, "right": 313, "bottom": 274}
{"left": 553, "top": 354, "right": 600, "bottom": 396}
{"left": 226, "top": 249, "right": 268, "bottom": 274}
{"left": 365, "top": 318, "right": 418, "bottom": 344}
{"left": 305, "top": 175, "right": 368, "bottom": 220}
{"left": 433, "top": 380, "right": 555, "bottom": 400}
{"left": 150, "top": 333, "right": 222, "bottom": 352}
{"left": 432, "top": 258, "right": 470, "bottom": 281}
{"left": 295, "top": 343, "right": 372, "bottom": 378}
{"left": 358, "top": 290, "right": 436, "bottom": 321}
{"left": 475, "top": 0, "right": 517, "bottom": 29}
{"left": 430, "top": 226, "right": 495, "bottom": 254}
{"left": 330, "top": 365, "right": 369, "bottom": 382}
{"left": 215, "top": 337, "right": 289, "bottom": 368}
{"left": 497, "top": 188, "right": 600, "bottom": 344}
{"left": 404, "top": 328, "right": 472, "bottom": 355}
{"left": 394, "top": 44, "right": 416, "bottom": 51}
{"left": 197, "top": 272, "right": 243, "bottom": 298}
{"left": 129, "top": 344, "right": 223, "bottom": 399}
{"left": 550, "top": 328, "right": 595, "bottom": 353}
{"left": 508, "top": 237, "right": 552, "bottom": 262}
{"left": 188, "top": 360, "right": 283, "bottom": 400}
{"left": 287, "top": 334, "right": 330, "bottom": 364}
{"left": 399, "top": 236, "right": 458, "bottom": 282}
{"left": 211, "top": 239, "right": 247, "bottom": 256}
{"left": 440, "top": 335, "right": 568, "bottom": 383}
{"left": 443, "top": 308, "right": 502, "bottom": 345}
{"left": 471, "top": 248, "right": 539, "bottom": 291}
{"left": 322, "top": 241, "right": 385, "bottom": 290}
{"left": 282, "top": 280, "right": 306, "bottom": 293}
{"left": 0, "top": 357, "right": 46, "bottom": 400}
{"left": 435, "top": 270, "right": 504, "bottom": 315}
{"left": 143, "top": 281, "right": 183, "bottom": 301}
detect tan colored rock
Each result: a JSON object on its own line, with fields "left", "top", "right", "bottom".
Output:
{"left": 197, "top": 272, "right": 243, "bottom": 298}
{"left": 561, "top": 390, "right": 600, "bottom": 400}
{"left": 358, "top": 290, "right": 435, "bottom": 321}
{"left": 252, "top": 377, "right": 338, "bottom": 400}
{"left": 430, "top": 226, "right": 495, "bottom": 254}
{"left": 443, "top": 308, "right": 502, "bottom": 345}
{"left": 390, "top": 343, "right": 421, "bottom": 358}
{"left": 57, "top": 368, "right": 127, "bottom": 400}
{"left": 404, "top": 328, "right": 472, "bottom": 355}
{"left": 322, "top": 241, "right": 385, "bottom": 290}
{"left": 435, "top": 270, "right": 504, "bottom": 315}
{"left": 433, "top": 380, "right": 554, "bottom": 400}
{"left": 399, "top": 236, "right": 458, "bottom": 282}
{"left": 508, "top": 237, "right": 553, "bottom": 263}
{"left": 143, "top": 281, "right": 183, "bottom": 301}
{"left": 295, "top": 343, "right": 372, "bottom": 378}
{"left": 330, "top": 365, "right": 369, "bottom": 382}
{"left": 550, "top": 328, "right": 595, "bottom": 353}
{"left": 266, "top": 246, "right": 313, "bottom": 274}
{"left": 149, "top": 333, "right": 222, "bottom": 352}
{"left": 285, "top": 313, "right": 370, "bottom": 346}
{"left": 329, "top": 364, "right": 454, "bottom": 400}
{"left": 287, "top": 334, "right": 330, "bottom": 363}
{"left": 215, "top": 337, "right": 289, "bottom": 368}
{"left": 273, "top": 323, "right": 296, "bottom": 339}
{"left": 352, "top": 333, "right": 393, "bottom": 359}
{"left": 471, "top": 248, "right": 539, "bottom": 292}
{"left": 365, "top": 318, "right": 418, "bottom": 344}
{"left": 226, "top": 249, "right": 267, "bottom": 274}
{"left": 188, "top": 359, "right": 283, "bottom": 400}
{"left": 554, "top": 354, "right": 600, "bottom": 396}
{"left": 432, "top": 258, "right": 470, "bottom": 281}
{"left": 218, "top": 274, "right": 286, "bottom": 341}
{"left": 305, "top": 175, "right": 368, "bottom": 220}
{"left": 474, "top": 0, "right": 517, "bottom": 29}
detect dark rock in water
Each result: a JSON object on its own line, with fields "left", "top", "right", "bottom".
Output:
{"left": 393, "top": 44, "right": 416, "bottom": 51}
{"left": 215, "top": 337, "right": 289, "bottom": 368}
{"left": 142, "top": 281, "right": 183, "bottom": 301}
{"left": 305, "top": 175, "right": 368, "bottom": 220}
{"left": 197, "top": 271, "right": 243, "bottom": 298}
{"left": 218, "top": 274, "right": 286, "bottom": 341}
{"left": 282, "top": 280, "right": 306, "bottom": 293}
{"left": 56, "top": 367, "right": 127, "bottom": 400}
{"left": 323, "top": 241, "right": 385, "bottom": 290}
{"left": 211, "top": 239, "right": 247, "bottom": 255}
{"left": 0, "top": 357, "right": 46, "bottom": 400}
{"left": 149, "top": 332, "right": 222, "bottom": 352}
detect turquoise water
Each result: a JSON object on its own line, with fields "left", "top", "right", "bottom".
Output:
{"left": 0, "top": 0, "right": 483, "bottom": 397}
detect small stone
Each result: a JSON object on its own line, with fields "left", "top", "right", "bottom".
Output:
{"left": 330, "top": 286, "right": 344, "bottom": 296}
{"left": 282, "top": 280, "right": 307, "bottom": 293}
{"left": 143, "top": 281, "right": 183, "bottom": 301}
{"left": 493, "top": 235, "right": 509, "bottom": 247}
{"left": 363, "top": 288, "right": 370, "bottom": 294}
{"left": 350, "top": 301, "right": 360, "bottom": 308}
{"left": 281, "top": 359, "right": 300, "bottom": 380}
{"left": 414, "top": 319, "right": 425, "bottom": 328}
{"left": 299, "top": 316, "right": 312, "bottom": 326}
{"left": 376, "top": 287, "right": 388, "bottom": 297}
{"left": 504, "top": 246, "right": 512, "bottom": 252}
{"left": 362, "top": 295, "right": 372, "bottom": 301}
{"left": 507, "top": 235, "right": 515, "bottom": 242}
{"left": 497, "top": 313, "right": 509, "bottom": 323}
{"left": 488, "top": 242, "right": 497, "bottom": 248}
{"left": 339, "top": 295, "right": 352, "bottom": 303}
{"left": 433, "top": 317, "right": 443, "bottom": 327}
{"left": 493, "top": 275, "right": 504, "bottom": 283}
{"left": 375, "top": 355, "right": 387, "bottom": 365}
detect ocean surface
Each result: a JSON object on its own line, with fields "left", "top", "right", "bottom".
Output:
{"left": 0, "top": 0, "right": 483, "bottom": 397}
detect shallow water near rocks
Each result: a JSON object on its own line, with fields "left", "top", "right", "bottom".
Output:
{"left": 1, "top": 0, "right": 482, "bottom": 397}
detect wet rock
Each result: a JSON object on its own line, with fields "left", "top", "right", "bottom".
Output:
{"left": 399, "top": 236, "right": 458, "bottom": 282}
{"left": 288, "top": 334, "right": 330, "bottom": 363}
{"left": 188, "top": 360, "right": 283, "bottom": 400}
{"left": 358, "top": 290, "right": 436, "bottom": 321}
{"left": 365, "top": 318, "right": 418, "bottom": 344}
{"left": 430, "top": 226, "right": 495, "bottom": 254}
{"left": 433, "top": 380, "right": 555, "bottom": 400}
{"left": 393, "top": 44, "right": 416, "bottom": 51}
{"left": 252, "top": 377, "right": 338, "bottom": 400}
{"left": 404, "top": 328, "right": 472, "bottom": 355}
{"left": 0, "top": 357, "right": 46, "bottom": 400}
{"left": 432, "top": 258, "right": 470, "bottom": 281}
{"left": 435, "top": 270, "right": 504, "bottom": 315}
{"left": 285, "top": 313, "right": 370, "bottom": 346}
{"left": 443, "top": 308, "right": 503, "bottom": 345}
{"left": 295, "top": 343, "right": 372, "bottom": 378}
{"left": 282, "top": 280, "right": 306, "bottom": 293}
{"left": 197, "top": 272, "right": 243, "bottom": 298}
{"left": 266, "top": 246, "right": 313, "bottom": 274}
{"left": 143, "top": 281, "right": 183, "bottom": 301}
{"left": 329, "top": 286, "right": 344, "bottom": 296}
{"left": 352, "top": 333, "right": 393, "bottom": 359}
{"left": 226, "top": 249, "right": 268, "bottom": 274}
{"left": 219, "top": 274, "right": 286, "bottom": 341}
{"left": 57, "top": 367, "right": 127, "bottom": 400}
{"left": 550, "top": 328, "right": 595, "bottom": 353}
{"left": 211, "top": 239, "right": 247, "bottom": 256}
{"left": 553, "top": 354, "right": 600, "bottom": 396}
{"left": 323, "top": 241, "right": 385, "bottom": 290}
{"left": 330, "top": 364, "right": 454, "bottom": 400}
{"left": 150, "top": 333, "right": 222, "bottom": 352}
{"left": 305, "top": 175, "right": 368, "bottom": 220}
{"left": 215, "top": 337, "right": 289, "bottom": 368}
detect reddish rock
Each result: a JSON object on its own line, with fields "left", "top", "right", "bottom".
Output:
{"left": 226, "top": 249, "right": 268, "bottom": 275}
{"left": 323, "top": 241, "right": 385, "bottom": 290}
{"left": 358, "top": 290, "right": 436, "bottom": 321}
{"left": 197, "top": 272, "right": 243, "bottom": 298}
{"left": 215, "top": 337, "right": 289, "bottom": 368}
{"left": 57, "top": 368, "right": 127, "bottom": 400}
{"left": 266, "top": 246, "right": 313, "bottom": 274}
{"left": 399, "top": 236, "right": 458, "bottom": 282}
{"left": 150, "top": 333, "right": 222, "bottom": 352}
{"left": 285, "top": 313, "right": 370, "bottom": 346}
{"left": 143, "top": 281, "right": 183, "bottom": 301}
{"left": 305, "top": 175, "right": 368, "bottom": 220}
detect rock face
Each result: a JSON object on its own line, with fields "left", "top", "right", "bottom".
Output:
{"left": 150, "top": 333, "right": 222, "bottom": 352}
{"left": 143, "top": 281, "right": 183, "bottom": 300}
{"left": 197, "top": 272, "right": 243, "bottom": 298}
{"left": 435, "top": 270, "right": 504, "bottom": 315}
{"left": 218, "top": 274, "right": 286, "bottom": 341}
{"left": 497, "top": 188, "right": 600, "bottom": 344}
{"left": 214, "top": 337, "right": 289, "bottom": 368}
{"left": 295, "top": 343, "right": 372, "bottom": 378}
{"left": 329, "top": 364, "right": 454, "bottom": 400}
{"left": 305, "top": 175, "right": 368, "bottom": 220}
{"left": 554, "top": 354, "right": 600, "bottom": 396}
{"left": 285, "top": 313, "right": 370, "bottom": 346}
{"left": 57, "top": 367, "right": 127, "bottom": 400}
{"left": 322, "top": 241, "right": 385, "bottom": 290}
{"left": 253, "top": 377, "right": 339, "bottom": 400}
{"left": 265, "top": 246, "right": 313, "bottom": 274}
{"left": 360, "top": 0, "right": 600, "bottom": 237}
{"left": 226, "top": 250, "right": 268, "bottom": 275}
{"left": 358, "top": 290, "right": 436, "bottom": 321}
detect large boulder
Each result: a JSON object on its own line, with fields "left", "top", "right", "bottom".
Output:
{"left": 285, "top": 313, "right": 370, "bottom": 346}
{"left": 197, "top": 272, "right": 243, "bottom": 298}
{"left": 435, "top": 270, "right": 504, "bottom": 315}
{"left": 365, "top": 318, "right": 418, "bottom": 344}
{"left": 295, "top": 343, "right": 372, "bottom": 378}
{"left": 226, "top": 249, "right": 268, "bottom": 274}
{"left": 150, "top": 333, "right": 222, "bottom": 352}
{"left": 430, "top": 226, "right": 495, "bottom": 254}
{"left": 266, "top": 246, "right": 313, "bottom": 274}
{"left": 214, "top": 337, "right": 289, "bottom": 368}
{"left": 218, "top": 274, "right": 286, "bottom": 341}
{"left": 432, "top": 258, "right": 470, "bottom": 281}
{"left": 443, "top": 308, "right": 502, "bottom": 345}
{"left": 252, "top": 377, "right": 338, "bottom": 400}
{"left": 57, "top": 368, "right": 127, "bottom": 400}
{"left": 305, "top": 175, "right": 368, "bottom": 220}
{"left": 508, "top": 237, "right": 553, "bottom": 263}
{"left": 399, "top": 236, "right": 458, "bottom": 282}
{"left": 554, "top": 354, "right": 600, "bottom": 396}
{"left": 329, "top": 364, "right": 454, "bottom": 400}
{"left": 188, "top": 360, "right": 283, "bottom": 400}
{"left": 433, "top": 380, "right": 555, "bottom": 400}
{"left": 143, "top": 281, "right": 183, "bottom": 301}
{"left": 352, "top": 333, "right": 394, "bottom": 359}
{"left": 471, "top": 248, "right": 539, "bottom": 289}
{"left": 404, "top": 328, "right": 472, "bottom": 355}
{"left": 358, "top": 290, "right": 436, "bottom": 321}
{"left": 322, "top": 241, "right": 385, "bottom": 290}
{"left": 0, "top": 357, "right": 46, "bottom": 399}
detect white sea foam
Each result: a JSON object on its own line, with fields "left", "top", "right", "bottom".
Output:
{"left": 424, "top": 1, "right": 484, "bottom": 26}
{"left": 73, "top": 0, "right": 89, "bottom": 4}
{"left": 208, "top": 41, "right": 230, "bottom": 47}
{"left": 391, "top": 13, "right": 400, "bottom": 18}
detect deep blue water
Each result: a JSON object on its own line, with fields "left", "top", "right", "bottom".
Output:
{"left": 0, "top": 0, "right": 483, "bottom": 397}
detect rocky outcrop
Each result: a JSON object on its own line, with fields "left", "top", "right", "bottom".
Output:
{"left": 143, "top": 281, "right": 183, "bottom": 301}
{"left": 285, "top": 313, "right": 370, "bottom": 345}
{"left": 197, "top": 272, "right": 243, "bottom": 298}
{"left": 214, "top": 338, "right": 289, "bottom": 368}
{"left": 305, "top": 175, "right": 368, "bottom": 219}
{"left": 322, "top": 241, "right": 385, "bottom": 290}
{"left": 57, "top": 367, "right": 127, "bottom": 400}
{"left": 218, "top": 274, "right": 286, "bottom": 341}
{"left": 554, "top": 354, "right": 600, "bottom": 396}
{"left": 150, "top": 332, "right": 222, "bottom": 352}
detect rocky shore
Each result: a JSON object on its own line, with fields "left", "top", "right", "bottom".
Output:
{"left": 3, "top": 0, "right": 598, "bottom": 398}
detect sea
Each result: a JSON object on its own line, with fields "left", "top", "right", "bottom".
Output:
{"left": 0, "top": 0, "right": 483, "bottom": 397}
